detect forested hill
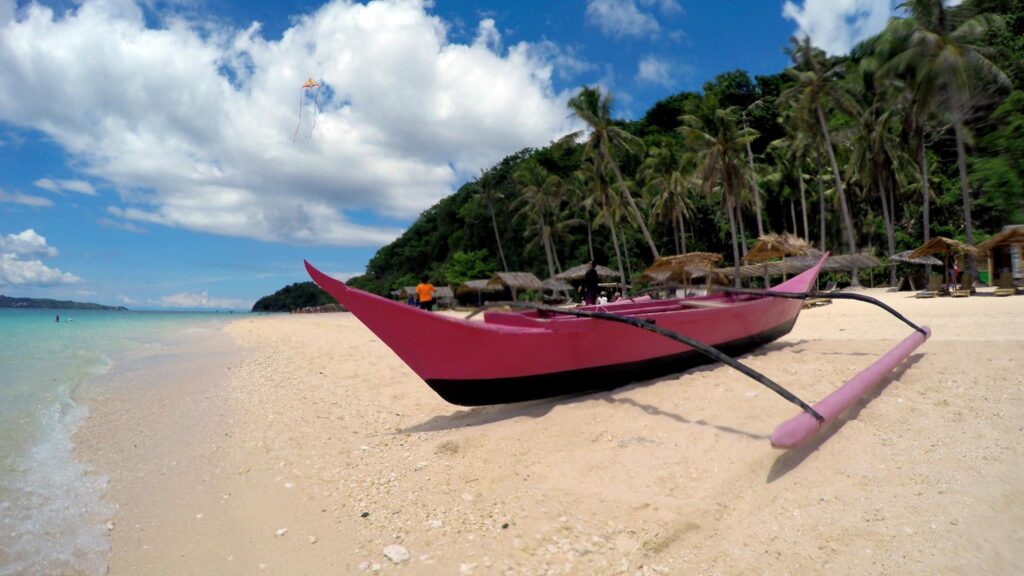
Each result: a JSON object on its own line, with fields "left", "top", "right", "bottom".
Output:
{"left": 251, "top": 282, "right": 337, "bottom": 312}
{"left": 0, "top": 295, "right": 128, "bottom": 311}
{"left": 337, "top": 0, "right": 1023, "bottom": 296}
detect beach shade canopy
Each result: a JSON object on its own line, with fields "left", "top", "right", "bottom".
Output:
{"left": 977, "top": 227, "right": 1024, "bottom": 252}
{"left": 455, "top": 279, "right": 502, "bottom": 297}
{"left": 715, "top": 252, "right": 883, "bottom": 279}
{"left": 890, "top": 250, "right": 942, "bottom": 266}
{"left": 487, "top": 271, "right": 545, "bottom": 293}
{"left": 908, "top": 237, "right": 981, "bottom": 259}
{"left": 743, "top": 233, "right": 811, "bottom": 264}
{"left": 635, "top": 252, "right": 723, "bottom": 285}
{"left": 554, "top": 263, "right": 621, "bottom": 281}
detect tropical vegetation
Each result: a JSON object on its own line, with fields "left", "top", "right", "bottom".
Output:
{"left": 338, "top": 0, "right": 1022, "bottom": 297}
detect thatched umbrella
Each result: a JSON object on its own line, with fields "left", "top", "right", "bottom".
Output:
{"left": 636, "top": 252, "right": 723, "bottom": 287}
{"left": 743, "top": 233, "right": 811, "bottom": 263}
{"left": 487, "top": 272, "right": 545, "bottom": 301}
{"left": 743, "top": 233, "right": 811, "bottom": 284}
{"left": 554, "top": 264, "right": 621, "bottom": 282}
{"left": 890, "top": 250, "right": 942, "bottom": 266}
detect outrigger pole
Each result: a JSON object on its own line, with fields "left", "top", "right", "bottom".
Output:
{"left": 479, "top": 291, "right": 931, "bottom": 450}
{"left": 474, "top": 302, "right": 826, "bottom": 423}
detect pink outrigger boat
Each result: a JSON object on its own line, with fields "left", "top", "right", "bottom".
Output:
{"left": 306, "top": 256, "right": 931, "bottom": 449}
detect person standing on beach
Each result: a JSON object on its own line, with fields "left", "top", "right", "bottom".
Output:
{"left": 582, "top": 261, "right": 599, "bottom": 305}
{"left": 415, "top": 276, "right": 435, "bottom": 311}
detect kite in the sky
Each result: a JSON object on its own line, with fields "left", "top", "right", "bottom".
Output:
{"left": 293, "top": 78, "right": 321, "bottom": 141}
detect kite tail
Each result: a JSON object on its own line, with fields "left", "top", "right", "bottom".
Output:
{"left": 308, "top": 86, "right": 320, "bottom": 138}
{"left": 292, "top": 85, "right": 304, "bottom": 142}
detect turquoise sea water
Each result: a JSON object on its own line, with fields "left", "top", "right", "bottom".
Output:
{"left": 0, "top": 309, "right": 232, "bottom": 575}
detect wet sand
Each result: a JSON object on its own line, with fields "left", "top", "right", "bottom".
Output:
{"left": 78, "top": 288, "right": 1024, "bottom": 575}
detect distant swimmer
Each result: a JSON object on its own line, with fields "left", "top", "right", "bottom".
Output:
{"left": 55, "top": 314, "right": 60, "bottom": 323}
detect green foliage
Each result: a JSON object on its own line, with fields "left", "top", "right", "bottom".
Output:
{"left": 285, "top": 0, "right": 1024, "bottom": 297}
{"left": 442, "top": 250, "right": 495, "bottom": 286}
{"left": 251, "top": 282, "right": 335, "bottom": 312}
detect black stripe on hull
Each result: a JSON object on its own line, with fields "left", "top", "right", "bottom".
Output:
{"left": 425, "top": 318, "right": 797, "bottom": 406}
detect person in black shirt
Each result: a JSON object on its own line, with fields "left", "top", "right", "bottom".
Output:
{"left": 582, "top": 260, "right": 600, "bottom": 305}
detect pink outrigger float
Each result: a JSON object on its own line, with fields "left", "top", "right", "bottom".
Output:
{"left": 305, "top": 256, "right": 930, "bottom": 449}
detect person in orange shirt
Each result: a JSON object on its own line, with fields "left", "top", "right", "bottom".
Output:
{"left": 415, "top": 276, "right": 435, "bottom": 311}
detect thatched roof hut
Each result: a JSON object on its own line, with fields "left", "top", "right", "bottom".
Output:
{"left": 743, "top": 233, "right": 810, "bottom": 264}
{"left": 908, "top": 237, "right": 981, "bottom": 259}
{"left": 488, "top": 272, "right": 545, "bottom": 300}
{"left": 554, "top": 264, "right": 621, "bottom": 281}
{"left": 455, "top": 279, "right": 501, "bottom": 297}
{"left": 977, "top": 227, "right": 1024, "bottom": 251}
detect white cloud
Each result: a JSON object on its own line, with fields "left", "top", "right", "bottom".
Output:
{"left": 636, "top": 55, "right": 673, "bottom": 87}
{"left": 157, "top": 291, "right": 250, "bottom": 309}
{"left": 0, "top": 229, "right": 59, "bottom": 257}
{"left": 586, "top": 0, "right": 660, "bottom": 38}
{"left": 639, "top": 0, "right": 683, "bottom": 16}
{"left": 0, "top": 229, "right": 81, "bottom": 286}
{"left": 782, "top": 0, "right": 892, "bottom": 55}
{"left": 0, "top": 255, "right": 82, "bottom": 286}
{"left": 34, "top": 178, "right": 97, "bottom": 196}
{"left": 0, "top": 0, "right": 581, "bottom": 247}
{"left": 97, "top": 217, "right": 148, "bottom": 233}
{"left": 0, "top": 188, "right": 53, "bottom": 207}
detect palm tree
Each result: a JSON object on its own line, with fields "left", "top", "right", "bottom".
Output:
{"left": 471, "top": 170, "right": 508, "bottom": 272}
{"left": 887, "top": 0, "right": 1010, "bottom": 276}
{"left": 783, "top": 36, "right": 862, "bottom": 285}
{"left": 742, "top": 104, "right": 766, "bottom": 237}
{"left": 567, "top": 86, "right": 660, "bottom": 260}
{"left": 639, "top": 145, "right": 694, "bottom": 255}
{"left": 581, "top": 162, "right": 628, "bottom": 284}
{"left": 679, "top": 105, "right": 758, "bottom": 287}
{"left": 513, "top": 160, "right": 560, "bottom": 279}
{"left": 766, "top": 132, "right": 810, "bottom": 240}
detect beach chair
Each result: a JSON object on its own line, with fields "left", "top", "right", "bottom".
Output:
{"left": 915, "top": 275, "right": 941, "bottom": 299}
{"left": 951, "top": 274, "right": 973, "bottom": 298}
{"left": 994, "top": 272, "right": 1016, "bottom": 297}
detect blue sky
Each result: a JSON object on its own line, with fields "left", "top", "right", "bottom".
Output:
{"left": 0, "top": 0, "right": 902, "bottom": 309}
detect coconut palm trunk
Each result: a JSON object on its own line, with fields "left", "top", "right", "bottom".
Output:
{"left": 677, "top": 212, "right": 688, "bottom": 253}
{"left": 817, "top": 104, "right": 860, "bottom": 285}
{"left": 487, "top": 198, "right": 508, "bottom": 272}
{"left": 608, "top": 160, "right": 659, "bottom": 259}
{"left": 951, "top": 102, "right": 976, "bottom": 277}
{"left": 726, "top": 196, "right": 742, "bottom": 288}
{"left": 798, "top": 171, "right": 809, "bottom": 241}
{"left": 817, "top": 151, "right": 826, "bottom": 252}
{"left": 877, "top": 172, "right": 897, "bottom": 285}
{"left": 744, "top": 121, "right": 765, "bottom": 237}
{"left": 606, "top": 206, "right": 626, "bottom": 290}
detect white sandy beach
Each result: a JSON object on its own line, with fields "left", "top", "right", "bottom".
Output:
{"left": 77, "top": 288, "right": 1024, "bottom": 575}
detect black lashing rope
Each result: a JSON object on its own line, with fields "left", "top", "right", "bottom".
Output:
{"left": 471, "top": 302, "right": 825, "bottom": 422}
{"left": 719, "top": 288, "right": 927, "bottom": 336}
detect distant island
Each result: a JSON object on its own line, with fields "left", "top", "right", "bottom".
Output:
{"left": 0, "top": 295, "right": 129, "bottom": 311}
{"left": 251, "top": 281, "right": 339, "bottom": 313}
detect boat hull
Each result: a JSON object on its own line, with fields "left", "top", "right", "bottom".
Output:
{"left": 305, "top": 257, "right": 826, "bottom": 406}
{"left": 426, "top": 318, "right": 796, "bottom": 405}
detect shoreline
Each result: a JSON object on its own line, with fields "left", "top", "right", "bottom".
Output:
{"left": 78, "top": 290, "right": 1024, "bottom": 574}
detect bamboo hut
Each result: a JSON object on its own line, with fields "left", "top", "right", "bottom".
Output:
{"left": 889, "top": 250, "right": 943, "bottom": 291}
{"left": 977, "top": 226, "right": 1024, "bottom": 285}
{"left": 743, "top": 233, "right": 811, "bottom": 264}
{"left": 487, "top": 272, "right": 545, "bottom": 301}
